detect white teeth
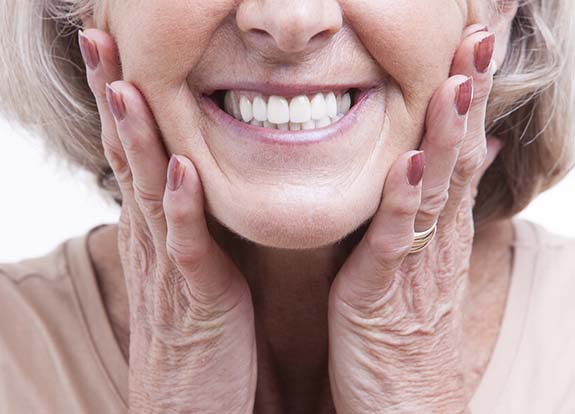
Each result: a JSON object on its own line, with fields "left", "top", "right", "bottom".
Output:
{"left": 315, "top": 116, "right": 331, "bottom": 128}
{"left": 310, "top": 93, "right": 327, "bottom": 120}
{"left": 289, "top": 95, "right": 312, "bottom": 123}
{"left": 325, "top": 92, "right": 337, "bottom": 117}
{"left": 223, "top": 90, "right": 353, "bottom": 131}
{"left": 253, "top": 96, "right": 267, "bottom": 122}
{"left": 339, "top": 93, "right": 351, "bottom": 114}
{"left": 240, "top": 96, "right": 253, "bottom": 122}
{"left": 302, "top": 120, "right": 316, "bottom": 130}
{"left": 267, "top": 95, "right": 290, "bottom": 124}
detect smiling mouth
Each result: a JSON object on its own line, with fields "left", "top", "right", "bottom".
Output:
{"left": 207, "top": 88, "right": 360, "bottom": 131}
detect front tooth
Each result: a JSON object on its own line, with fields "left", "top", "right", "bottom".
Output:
{"left": 278, "top": 123, "right": 289, "bottom": 130}
{"left": 325, "top": 92, "right": 337, "bottom": 117}
{"left": 250, "top": 119, "right": 263, "bottom": 127}
{"left": 267, "top": 96, "right": 290, "bottom": 124}
{"left": 310, "top": 93, "right": 327, "bottom": 120}
{"left": 289, "top": 95, "right": 311, "bottom": 123}
{"left": 315, "top": 116, "right": 331, "bottom": 128}
{"left": 253, "top": 96, "right": 267, "bottom": 121}
{"left": 240, "top": 96, "right": 253, "bottom": 122}
{"left": 263, "top": 120, "right": 276, "bottom": 129}
{"left": 302, "top": 120, "right": 315, "bottom": 130}
{"left": 339, "top": 93, "right": 351, "bottom": 113}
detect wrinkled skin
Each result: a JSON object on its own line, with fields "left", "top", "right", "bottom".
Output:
{"left": 79, "top": 0, "right": 518, "bottom": 412}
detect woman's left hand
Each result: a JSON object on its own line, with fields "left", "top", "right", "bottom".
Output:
{"left": 328, "top": 26, "right": 502, "bottom": 414}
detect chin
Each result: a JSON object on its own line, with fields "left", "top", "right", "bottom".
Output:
{"left": 208, "top": 189, "right": 379, "bottom": 250}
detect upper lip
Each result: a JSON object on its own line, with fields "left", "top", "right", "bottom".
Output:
{"left": 201, "top": 81, "right": 381, "bottom": 97}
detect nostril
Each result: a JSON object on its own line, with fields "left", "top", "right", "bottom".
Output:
{"left": 310, "top": 30, "right": 332, "bottom": 44}
{"left": 251, "top": 28, "right": 271, "bottom": 38}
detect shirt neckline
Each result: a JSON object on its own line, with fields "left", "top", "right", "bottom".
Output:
{"left": 66, "top": 219, "right": 536, "bottom": 413}
{"left": 65, "top": 224, "right": 129, "bottom": 409}
{"left": 468, "top": 217, "right": 537, "bottom": 412}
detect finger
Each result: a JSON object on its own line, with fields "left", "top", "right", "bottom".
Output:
{"left": 462, "top": 23, "right": 488, "bottom": 39}
{"left": 163, "top": 155, "right": 243, "bottom": 303}
{"left": 441, "top": 32, "right": 496, "bottom": 223}
{"left": 105, "top": 81, "right": 170, "bottom": 247}
{"left": 413, "top": 75, "right": 472, "bottom": 232}
{"left": 78, "top": 30, "right": 140, "bottom": 219}
{"left": 330, "top": 151, "right": 424, "bottom": 310}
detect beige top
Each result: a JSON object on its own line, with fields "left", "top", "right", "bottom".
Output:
{"left": 1, "top": 218, "right": 574, "bottom": 414}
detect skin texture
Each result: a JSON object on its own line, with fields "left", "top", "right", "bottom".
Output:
{"left": 79, "top": 0, "right": 519, "bottom": 412}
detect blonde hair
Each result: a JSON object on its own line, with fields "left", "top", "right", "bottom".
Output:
{"left": 0, "top": 0, "right": 574, "bottom": 223}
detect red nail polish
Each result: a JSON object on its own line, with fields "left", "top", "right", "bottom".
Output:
{"left": 408, "top": 151, "right": 425, "bottom": 186}
{"left": 474, "top": 33, "right": 495, "bottom": 73}
{"left": 455, "top": 77, "right": 473, "bottom": 116}
{"left": 167, "top": 155, "right": 185, "bottom": 192}
{"left": 78, "top": 30, "right": 100, "bottom": 70}
{"left": 105, "top": 84, "right": 126, "bottom": 121}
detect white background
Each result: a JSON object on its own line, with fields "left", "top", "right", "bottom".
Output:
{"left": 1, "top": 118, "right": 574, "bottom": 263}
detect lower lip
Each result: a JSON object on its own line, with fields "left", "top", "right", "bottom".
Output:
{"left": 200, "top": 88, "right": 379, "bottom": 146}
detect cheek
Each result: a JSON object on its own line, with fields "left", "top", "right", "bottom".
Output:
{"left": 111, "top": 0, "right": 236, "bottom": 87}
{"left": 343, "top": 0, "right": 464, "bottom": 110}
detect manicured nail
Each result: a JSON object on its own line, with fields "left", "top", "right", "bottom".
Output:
{"left": 408, "top": 151, "right": 425, "bottom": 186}
{"left": 78, "top": 30, "right": 100, "bottom": 70}
{"left": 474, "top": 33, "right": 495, "bottom": 73}
{"left": 167, "top": 155, "right": 185, "bottom": 191}
{"left": 105, "top": 84, "right": 126, "bottom": 121}
{"left": 455, "top": 77, "right": 473, "bottom": 116}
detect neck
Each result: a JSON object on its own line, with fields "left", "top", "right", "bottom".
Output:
{"left": 88, "top": 215, "right": 514, "bottom": 411}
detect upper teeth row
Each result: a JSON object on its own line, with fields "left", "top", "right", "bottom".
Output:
{"left": 224, "top": 91, "right": 352, "bottom": 126}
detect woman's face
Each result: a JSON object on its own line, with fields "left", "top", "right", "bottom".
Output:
{"left": 104, "top": 0, "right": 496, "bottom": 249}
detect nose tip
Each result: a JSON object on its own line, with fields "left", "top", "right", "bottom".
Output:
{"left": 237, "top": 0, "right": 343, "bottom": 54}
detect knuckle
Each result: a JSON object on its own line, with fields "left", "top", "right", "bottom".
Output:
{"left": 164, "top": 199, "right": 190, "bottom": 225}
{"left": 166, "top": 236, "right": 211, "bottom": 271}
{"left": 420, "top": 189, "right": 449, "bottom": 220}
{"left": 133, "top": 184, "right": 165, "bottom": 222}
{"left": 454, "top": 146, "right": 487, "bottom": 179}
{"left": 120, "top": 128, "right": 149, "bottom": 155}
{"left": 390, "top": 199, "right": 419, "bottom": 219}
{"left": 364, "top": 233, "right": 410, "bottom": 271}
{"left": 104, "top": 147, "right": 132, "bottom": 184}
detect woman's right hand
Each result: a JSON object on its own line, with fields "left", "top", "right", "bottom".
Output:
{"left": 78, "top": 29, "right": 257, "bottom": 413}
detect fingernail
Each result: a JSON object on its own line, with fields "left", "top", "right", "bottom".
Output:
{"left": 474, "top": 33, "right": 495, "bottom": 73}
{"left": 105, "top": 84, "right": 126, "bottom": 121}
{"left": 167, "top": 155, "right": 185, "bottom": 192}
{"left": 455, "top": 77, "right": 473, "bottom": 116}
{"left": 78, "top": 30, "right": 100, "bottom": 70}
{"left": 408, "top": 151, "right": 425, "bottom": 186}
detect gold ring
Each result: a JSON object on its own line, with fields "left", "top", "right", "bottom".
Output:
{"left": 409, "top": 222, "right": 437, "bottom": 254}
